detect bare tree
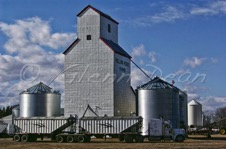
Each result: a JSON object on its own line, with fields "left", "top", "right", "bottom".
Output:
{"left": 215, "top": 107, "right": 226, "bottom": 120}
{"left": 203, "top": 112, "right": 214, "bottom": 126}
{"left": 214, "top": 107, "right": 226, "bottom": 127}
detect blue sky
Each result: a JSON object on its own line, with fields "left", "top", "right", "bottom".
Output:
{"left": 0, "top": 0, "right": 226, "bottom": 112}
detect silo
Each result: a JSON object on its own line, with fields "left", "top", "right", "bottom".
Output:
{"left": 12, "top": 105, "right": 20, "bottom": 118}
{"left": 19, "top": 82, "right": 61, "bottom": 117}
{"left": 179, "top": 91, "right": 188, "bottom": 128}
{"left": 188, "top": 99, "right": 202, "bottom": 127}
{"left": 137, "top": 77, "right": 180, "bottom": 136}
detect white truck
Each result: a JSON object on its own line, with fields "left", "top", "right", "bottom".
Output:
{"left": 12, "top": 116, "right": 185, "bottom": 143}
{"left": 145, "top": 118, "right": 185, "bottom": 142}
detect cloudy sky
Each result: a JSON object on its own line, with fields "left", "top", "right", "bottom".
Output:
{"left": 0, "top": 0, "right": 226, "bottom": 112}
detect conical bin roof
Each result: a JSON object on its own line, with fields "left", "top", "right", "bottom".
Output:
{"left": 188, "top": 99, "right": 201, "bottom": 106}
{"left": 19, "top": 82, "right": 60, "bottom": 94}
{"left": 137, "top": 77, "right": 179, "bottom": 90}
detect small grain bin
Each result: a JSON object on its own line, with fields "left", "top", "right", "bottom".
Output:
{"left": 188, "top": 99, "right": 203, "bottom": 127}
{"left": 19, "top": 82, "right": 61, "bottom": 117}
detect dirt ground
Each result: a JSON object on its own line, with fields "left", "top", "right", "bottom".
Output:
{"left": 1, "top": 135, "right": 226, "bottom": 149}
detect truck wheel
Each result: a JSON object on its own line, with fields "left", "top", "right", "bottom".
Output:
{"left": 135, "top": 135, "right": 144, "bottom": 143}
{"left": 85, "top": 136, "right": 91, "bottom": 142}
{"left": 66, "top": 136, "right": 74, "bottom": 143}
{"left": 14, "top": 134, "right": 21, "bottom": 142}
{"left": 56, "top": 136, "right": 64, "bottom": 143}
{"left": 118, "top": 135, "right": 124, "bottom": 141}
{"left": 21, "top": 135, "right": 29, "bottom": 142}
{"left": 125, "top": 135, "right": 133, "bottom": 143}
{"left": 77, "top": 135, "right": 85, "bottom": 143}
{"left": 175, "top": 135, "right": 184, "bottom": 142}
{"left": 220, "top": 128, "right": 225, "bottom": 135}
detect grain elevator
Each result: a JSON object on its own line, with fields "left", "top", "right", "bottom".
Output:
{"left": 63, "top": 5, "right": 136, "bottom": 117}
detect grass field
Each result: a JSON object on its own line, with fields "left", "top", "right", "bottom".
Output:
{"left": 1, "top": 135, "right": 226, "bottom": 149}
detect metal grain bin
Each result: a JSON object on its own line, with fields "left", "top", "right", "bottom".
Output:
{"left": 19, "top": 82, "right": 61, "bottom": 117}
{"left": 188, "top": 100, "right": 203, "bottom": 127}
{"left": 79, "top": 116, "right": 142, "bottom": 134}
{"left": 179, "top": 91, "right": 188, "bottom": 128}
{"left": 137, "top": 77, "right": 181, "bottom": 136}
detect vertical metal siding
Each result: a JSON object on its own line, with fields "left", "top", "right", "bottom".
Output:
{"left": 20, "top": 94, "right": 61, "bottom": 118}
{"left": 14, "top": 117, "right": 68, "bottom": 134}
{"left": 79, "top": 117, "right": 141, "bottom": 134}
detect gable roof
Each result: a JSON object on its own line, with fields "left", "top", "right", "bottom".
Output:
{"left": 100, "top": 37, "right": 131, "bottom": 59}
{"left": 63, "top": 37, "right": 131, "bottom": 59}
{"left": 63, "top": 38, "right": 80, "bottom": 55}
{"left": 77, "top": 5, "right": 119, "bottom": 24}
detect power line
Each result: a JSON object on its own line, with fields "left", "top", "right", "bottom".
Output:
{"left": 130, "top": 59, "right": 152, "bottom": 80}
{"left": 48, "top": 67, "right": 65, "bottom": 86}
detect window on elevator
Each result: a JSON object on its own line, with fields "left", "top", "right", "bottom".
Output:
{"left": 87, "top": 35, "right": 91, "bottom": 40}
{"left": 108, "top": 24, "right": 111, "bottom": 33}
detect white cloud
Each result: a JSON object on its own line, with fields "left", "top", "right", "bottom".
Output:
{"left": 0, "top": 17, "right": 76, "bottom": 54}
{"left": 148, "top": 51, "right": 157, "bottom": 63}
{"left": 131, "top": 44, "right": 158, "bottom": 64}
{"left": 184, "top": 57, "right": 207, "bottom": 68}
{"left": 0, "top": 17, "right": 76, "bottom": 107}
{"left": 187, "top": 93, "right": 200, "bottom": 101}
{"left": 131, "top": 5, "right": 186, "bottom": 26}
{"left": 199, "top": 96, "right": 226, "bottom": 112}
{"left": 124, "top": 1, "right": 226, "bottom": 26}
{"left": 183, "top": 57, "right": 218, "bottom": 68}
{"left": 184, "top": 85, "right": 207, "bottom": 94}
{"left": 130, "top": 67, "right": 152, "bottom": 88}
{"left": 190, "top": 8, "right": 217, "bottom": 16}
{"left": 149, "top": 6, "right": 186, "bottom": 23}
{"left": 190, "top": 1, "right": 226, "bottom": 16}
{"left": 131, "top": 44, "right": 146, "bottom": 58}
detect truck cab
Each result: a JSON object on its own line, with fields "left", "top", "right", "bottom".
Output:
{"left": 147, "top": 118, "right": 185, "bottom": 142}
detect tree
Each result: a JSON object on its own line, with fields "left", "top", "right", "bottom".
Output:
{"left": 0, "top": 106, "right": 13, "bottom": 118}
{"left": 215, "top": 107, "right": 226, "bottom": 120}
{"left": 214, "top": 106, "right": 226, "bottom": 127}
{"left": 203, "top": 113, "right": 214, "bottom": 126}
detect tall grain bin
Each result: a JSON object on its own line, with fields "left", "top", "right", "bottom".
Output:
{"left": 179, "top": 91, "right": 188, "bottom": 128}
{"left": 19, "top": 82, "right": 61, "bottom": 117}
{"left": 188, "top": 99, "right": 203, "bottom": 127}
{"left": 137, "top": 77, "right": 180, "bottom": 136}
